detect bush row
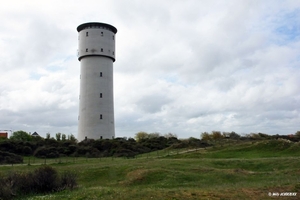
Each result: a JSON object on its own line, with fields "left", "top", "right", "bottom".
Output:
{"left": 0, "top": 136, "right": 211, "bottom": 159}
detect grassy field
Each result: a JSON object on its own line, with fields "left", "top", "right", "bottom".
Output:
{"left": 1, "top": 139, "right": 300, "bottom": 199}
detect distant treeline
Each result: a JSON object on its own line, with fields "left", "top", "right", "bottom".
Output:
{"left": 1, "top": 130, "right": 299, "bottom": 164}
{"left": 200, "top": 131, "right": 300, "bottom": 142}
{"left": 0, "top": 131, "right": 210, "bottom": 163}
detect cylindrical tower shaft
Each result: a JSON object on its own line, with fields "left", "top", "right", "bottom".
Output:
{"left": 77, "top": 22, "right": 117, "bottom": 141}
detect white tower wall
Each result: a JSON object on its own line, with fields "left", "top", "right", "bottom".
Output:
{"left": 77, "top": 22, "right": 117, "bottom": 141}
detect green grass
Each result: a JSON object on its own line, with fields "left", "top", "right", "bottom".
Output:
{"left": 1, "top": 139, "right": 300, "bottom": 199}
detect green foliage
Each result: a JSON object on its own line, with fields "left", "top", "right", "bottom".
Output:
{"left": 201, "top": 132, "right": 211, "bottom": 141}
{"left": 201, "top": 131, "right": 225, "bottom": 141}
{"left": 185, "top": 139, "right": 300, "bottom": 159}
{"left": 56, "top": 133, "right": 61, "bottom": 141}
{"left": 9, "top": 131, "right": 32, "bottom": 141}
{"left": 228, "top": 131, "right": 240, "bottom": 139}
{"left": 34, "top": 146, "right": 59, "bottom": 158}
{"left": 134, "top": 131, "right": 149, "bottom": 142}
{"left": 61, "top": 134, "right": 66, "bottom": 141}
{"left": 148, "top": 132, "right": 160, "bottom": 139}
{"left": 68, "top": 134, "right": 77, "bottom": 142}
{"left": 75, "top": 136, "right": 180, "bottom": 158}
{"left": 172, "top": 138, "right": 211, "bottom": 149}
{"left": 211, "top": 131, "right": 223, "bottom": 140}
{"left": 9, "top": 148, "right": 300, "bottom": 200}
{"left": 0, "top": 151, "right": 23, "bottom": 164}
{"left": 164, "top": 133, "right": 177, "bottom": 138}
{"left": 3, "top": 129, "right": 300, "bottom": 163}
{"left": 33, "top": 166, "right": 59, "bottom": 192}
{"left": 60, "top": 171, "right": 78, "bottom": 190}
{"left": 76, "top": 146, "right": 100, "bottom": 157}
{"left": 0, "top": 166, "right": 77, "bottom": 199}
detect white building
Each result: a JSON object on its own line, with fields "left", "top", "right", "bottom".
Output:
{"left": 77, "top": 22, "right": 117, "bottom": 141}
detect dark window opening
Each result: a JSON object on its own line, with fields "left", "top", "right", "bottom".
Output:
{"left": 100, "top": 136, "right": 103, "bottom": 139}
{"left": 86, "top": 48, "right": 88, "bottom": 52}
{"left": 101, "top": 48, "right": 103, "bottom": 52}
{"left": 101, "top": 32, "right": 103, "bottom": 36}
{"left": 100, "top": 93, "right": 102, "bottom": 98}
{"left": 86, "top": 32, "right": 88, "bottom": 36}
{"left": 113, "top": 35, "right": 114, "bottom": 40}
{"left": 100, "top": 114, "right": 103, "bottom": 119}
{"left": 100, "top": 72, "right": 102, "bottom": 77}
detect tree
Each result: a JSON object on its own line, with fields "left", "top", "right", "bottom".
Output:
{"left": 201, "top": 132, "right": 211, "bottom": 141}
{"left": 164, "top": 133, "right": 177, "bottom": 138}
{"left": 10, "top": 130, "right": 32, "bottom": 141}
{"left": 61, "top": 134, "right": 66, "bottom": 141}
{"left": 229, "top": 131, "right": 240, "bottom": 139}
{"left": 134, "top": 131, "right": 148, "bottom": 142}
{"left": 148, "top": 132, "right": 160, "bottom": 139}
{"left": 295, "top": 131, "right": 300, "bottom": 138}
{"left": 46, "top": 133, "right": 51, "bottom": 140}
{"left": 211, "top": 131, "right": 223, "bottom": 140}
{"left": 69, "top": 134, "right": 77, "bottom": 143}
{"left": 56, "top": 133, "right": 61, "bottom": 141}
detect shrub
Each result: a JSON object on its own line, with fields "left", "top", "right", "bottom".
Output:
{"left": 34, "top": 146, "right": 59, "bottom": 158}
{"left": 32, "top": 166, "right": 59, "bottom": 193}
{"left": 22, "top": 146, "right": 32, "bottom": 156}
{"left": 0, "top": 176, "right": 12, "bottom": 200}
{"left": 76, "top": 146, "right": 100, "bottom": 157}
{"left": 0, "top": 166, "right": 78, "bottom": 199}
{"left": 0, "top": 151, "right": 23, "bottom": 164}
{"left": 60, "top": 171, "right": 78, "bottom": 190}
{"left": 114, "top": 148, "right": 137, "bottom": 158}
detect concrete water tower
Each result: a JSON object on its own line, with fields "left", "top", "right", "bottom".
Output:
{"left": 77, "top": 22, "right": 117, "bottom": 141}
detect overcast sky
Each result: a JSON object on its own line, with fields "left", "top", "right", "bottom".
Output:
{"left": 0, "top": 0, "right": 299, "bottom": 139}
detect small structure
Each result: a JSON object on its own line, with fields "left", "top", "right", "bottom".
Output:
{"left": 0, "top": 132, "right": 8, "bottom": 138}
{"left": 31, "top": 132, "right": 40, "bottom": 137}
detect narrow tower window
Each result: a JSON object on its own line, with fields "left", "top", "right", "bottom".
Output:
{"left": 86, "top": 32, "right": 88, "bottom": 36}
{"left": 86, "top": 48, "right": 88, "bottom": 52}
{"left": 100, "top": 114, "right": 103, "bottom": 119}
{"left": 101, "top": 32, "right": 103, "bottom": 36}
{"left": 100, "top": 93, "right": 102, "bottom": 98}
{"left": 112, "top": 35, "right": 114, "bottom": 40}
{"left": 101, "top": 48, "right": 103, "bottom": 52}
{"left": 100, "top": 72, "right": 102, "bottom": 77}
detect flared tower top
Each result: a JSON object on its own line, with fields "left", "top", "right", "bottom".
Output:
{"left": 77, "top": 22, "right": 117, "bottom": 62}
{"left": 77, "top": 22, "right": 117, "bottom": 33}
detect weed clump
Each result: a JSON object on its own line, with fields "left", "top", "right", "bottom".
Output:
{"left": 0, "top": 165, "right": 77, "bottom": 200}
